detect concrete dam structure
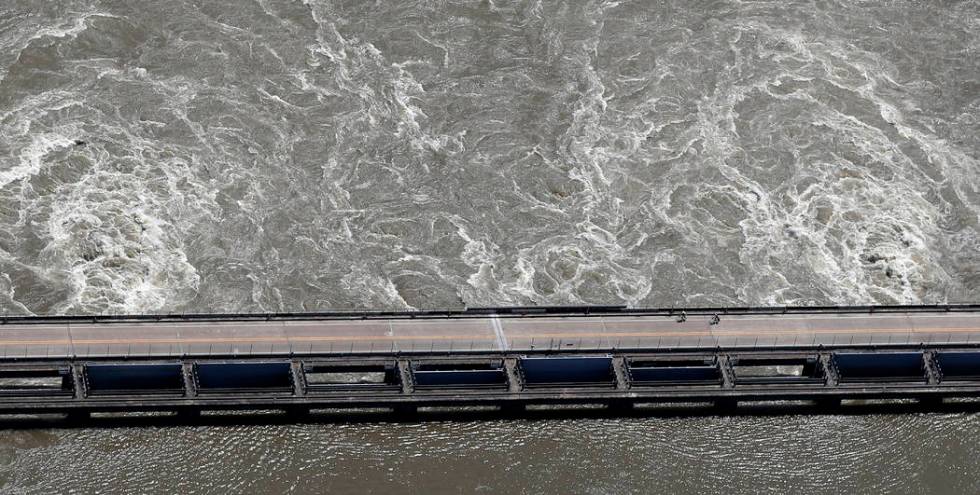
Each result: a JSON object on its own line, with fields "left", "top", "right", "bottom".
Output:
{"left": 1, "top": 305, "right": 979, "bottom": 422}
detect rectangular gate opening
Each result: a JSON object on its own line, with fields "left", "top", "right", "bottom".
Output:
{"left": 86, "top": 363, "right": 184, "bottom": 395}
{"left": 833, "top": 352, "right": 925, "bottom": 383}
{"left": 519, "top": 356, "right": 615, "bottom": 388}
{"left": 195, "top": 362, "right": 293, "bottom": 393}
{"left": 732, "top": 356, "right": 824, "bottom": 385}
{"left": 413, "top": 360, "right": 507, "bottom": 389}
{"left": 0, "top": 366, "right": 73, "bottom": 397}
{"left": 935, "top": 352, "right": 980, "bottom": 382}
{"left": 304, "top": 362, "right": 400, "bottom": 393}
{"left": 627, "top": 358, "right": 720, "bottom": 386}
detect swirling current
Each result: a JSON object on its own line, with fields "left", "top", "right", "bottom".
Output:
{"left": 0, "top": 0, "right": 978, "bottom": 493}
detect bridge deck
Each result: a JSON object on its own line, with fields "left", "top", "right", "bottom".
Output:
{"left": 0, "top": 307, "right": 978, "bottom": 359}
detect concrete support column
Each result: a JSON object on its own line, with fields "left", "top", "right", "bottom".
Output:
{"left": 612, "top": 356, "right": 630, "bottom": 390}
{"left": 397, "top": 360, "right": 414, "bottom": 394}
{"left": 717, "top": 355, "right": 735, "bottom": 389}
{"left": 290, "top": 360, "right": 307, "bottom": 396}
{"left": 819, "top": 353, "right": 839, "bottom": 386}
{"left": 923, "top": 351, "right": 940, "bottom": 385}
{"left": 71, "top": 363, "right": 87, "bottom": 399}
{"left": 504, "top": 358, "right": 522, "bottom": 393}
{"left": 181, "top": 362, "right": 197, "bottom": 397}
{"left": 501, "top": 358, "right": 525, "bottom": 414}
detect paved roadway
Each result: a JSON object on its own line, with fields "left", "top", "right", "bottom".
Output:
{"left": 0, "top": 311, "right": 978, "bottom": 359}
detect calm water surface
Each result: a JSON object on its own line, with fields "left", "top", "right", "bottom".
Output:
{"left": 1, "top": 414, "right": 979, "bottom": 493}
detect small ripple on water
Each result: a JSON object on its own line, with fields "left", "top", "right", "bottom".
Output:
{"left": 0, "top": 414, "right": 977, "bottom": 493}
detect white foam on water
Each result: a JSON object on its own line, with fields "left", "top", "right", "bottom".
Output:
{"left": 0, "top": 60, "right": 218, "bottom": 314}
{"left": 484, "top": 1, "right": 655, "bottom": 307}
{"left": 303, "top": 3, "right": 461, "bottom": 160}
{"left": 34, "top": 161, "right": 208, "bottom": 314}
{"left": 0, "top": 11, "right": 119, "bottom": 84}
{"left": 451, "top": 216, "right": 496, "bottom": 285}
{"left": 31, "top": 15, "right": 91, "bottom": 42}
{"left": 0, "top": 133, "right": 74, "bottom": 189}
{"left": 339, "top": 268, "right": 411, "bottom": 309}
{"left": 737, "top": 165, "right": 949, "bottom": 304}
{"left": 0, "top": 273, "right": 32, "bottom": 316}
{"left": 684, "top": 22, "right": 971, "bottom": 304}
{"left": 0, "top": 93, "right": 86, "bottom": 210}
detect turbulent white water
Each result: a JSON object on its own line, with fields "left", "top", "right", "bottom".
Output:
{"left": 1, "top": 0, "right": 978, "bottom": 315}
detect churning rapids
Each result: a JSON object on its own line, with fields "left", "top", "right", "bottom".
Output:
{"left": 0, "top": 0, "right": 979, "bottom": 493}
{"left": 1, "top": 0, "right": 978, "bottom": 315}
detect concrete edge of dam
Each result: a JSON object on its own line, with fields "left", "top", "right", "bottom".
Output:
{"left": 2, "top": 303, "right": 980, "bottom": 325}
{"left": 0, "top": 305, "right": 977, "bottom": 425}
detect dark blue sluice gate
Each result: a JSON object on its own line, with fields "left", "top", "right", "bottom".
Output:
{"left": 86, "top": 364, "right": 184, "bottom": 392}
{"left": 935, "top": 352, "right": 980, "bottom": 380}
{"left": 833, "top": 352, "right": 924, "bottom": 381}
{"left": 630, "top": 366, "right": 720, "bottom": 384}
{"left": 414, "top": 370, "right": 507, "bottom": 387}
{"left": 196, "top": 362, "right": 293, "bottom": 390}
{"left": 519, "top": 356, "right": 614, "bottom": 385}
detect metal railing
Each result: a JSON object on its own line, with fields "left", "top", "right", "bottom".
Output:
{"left": 2, "top": 303, "right": 980, "bottom": 326}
